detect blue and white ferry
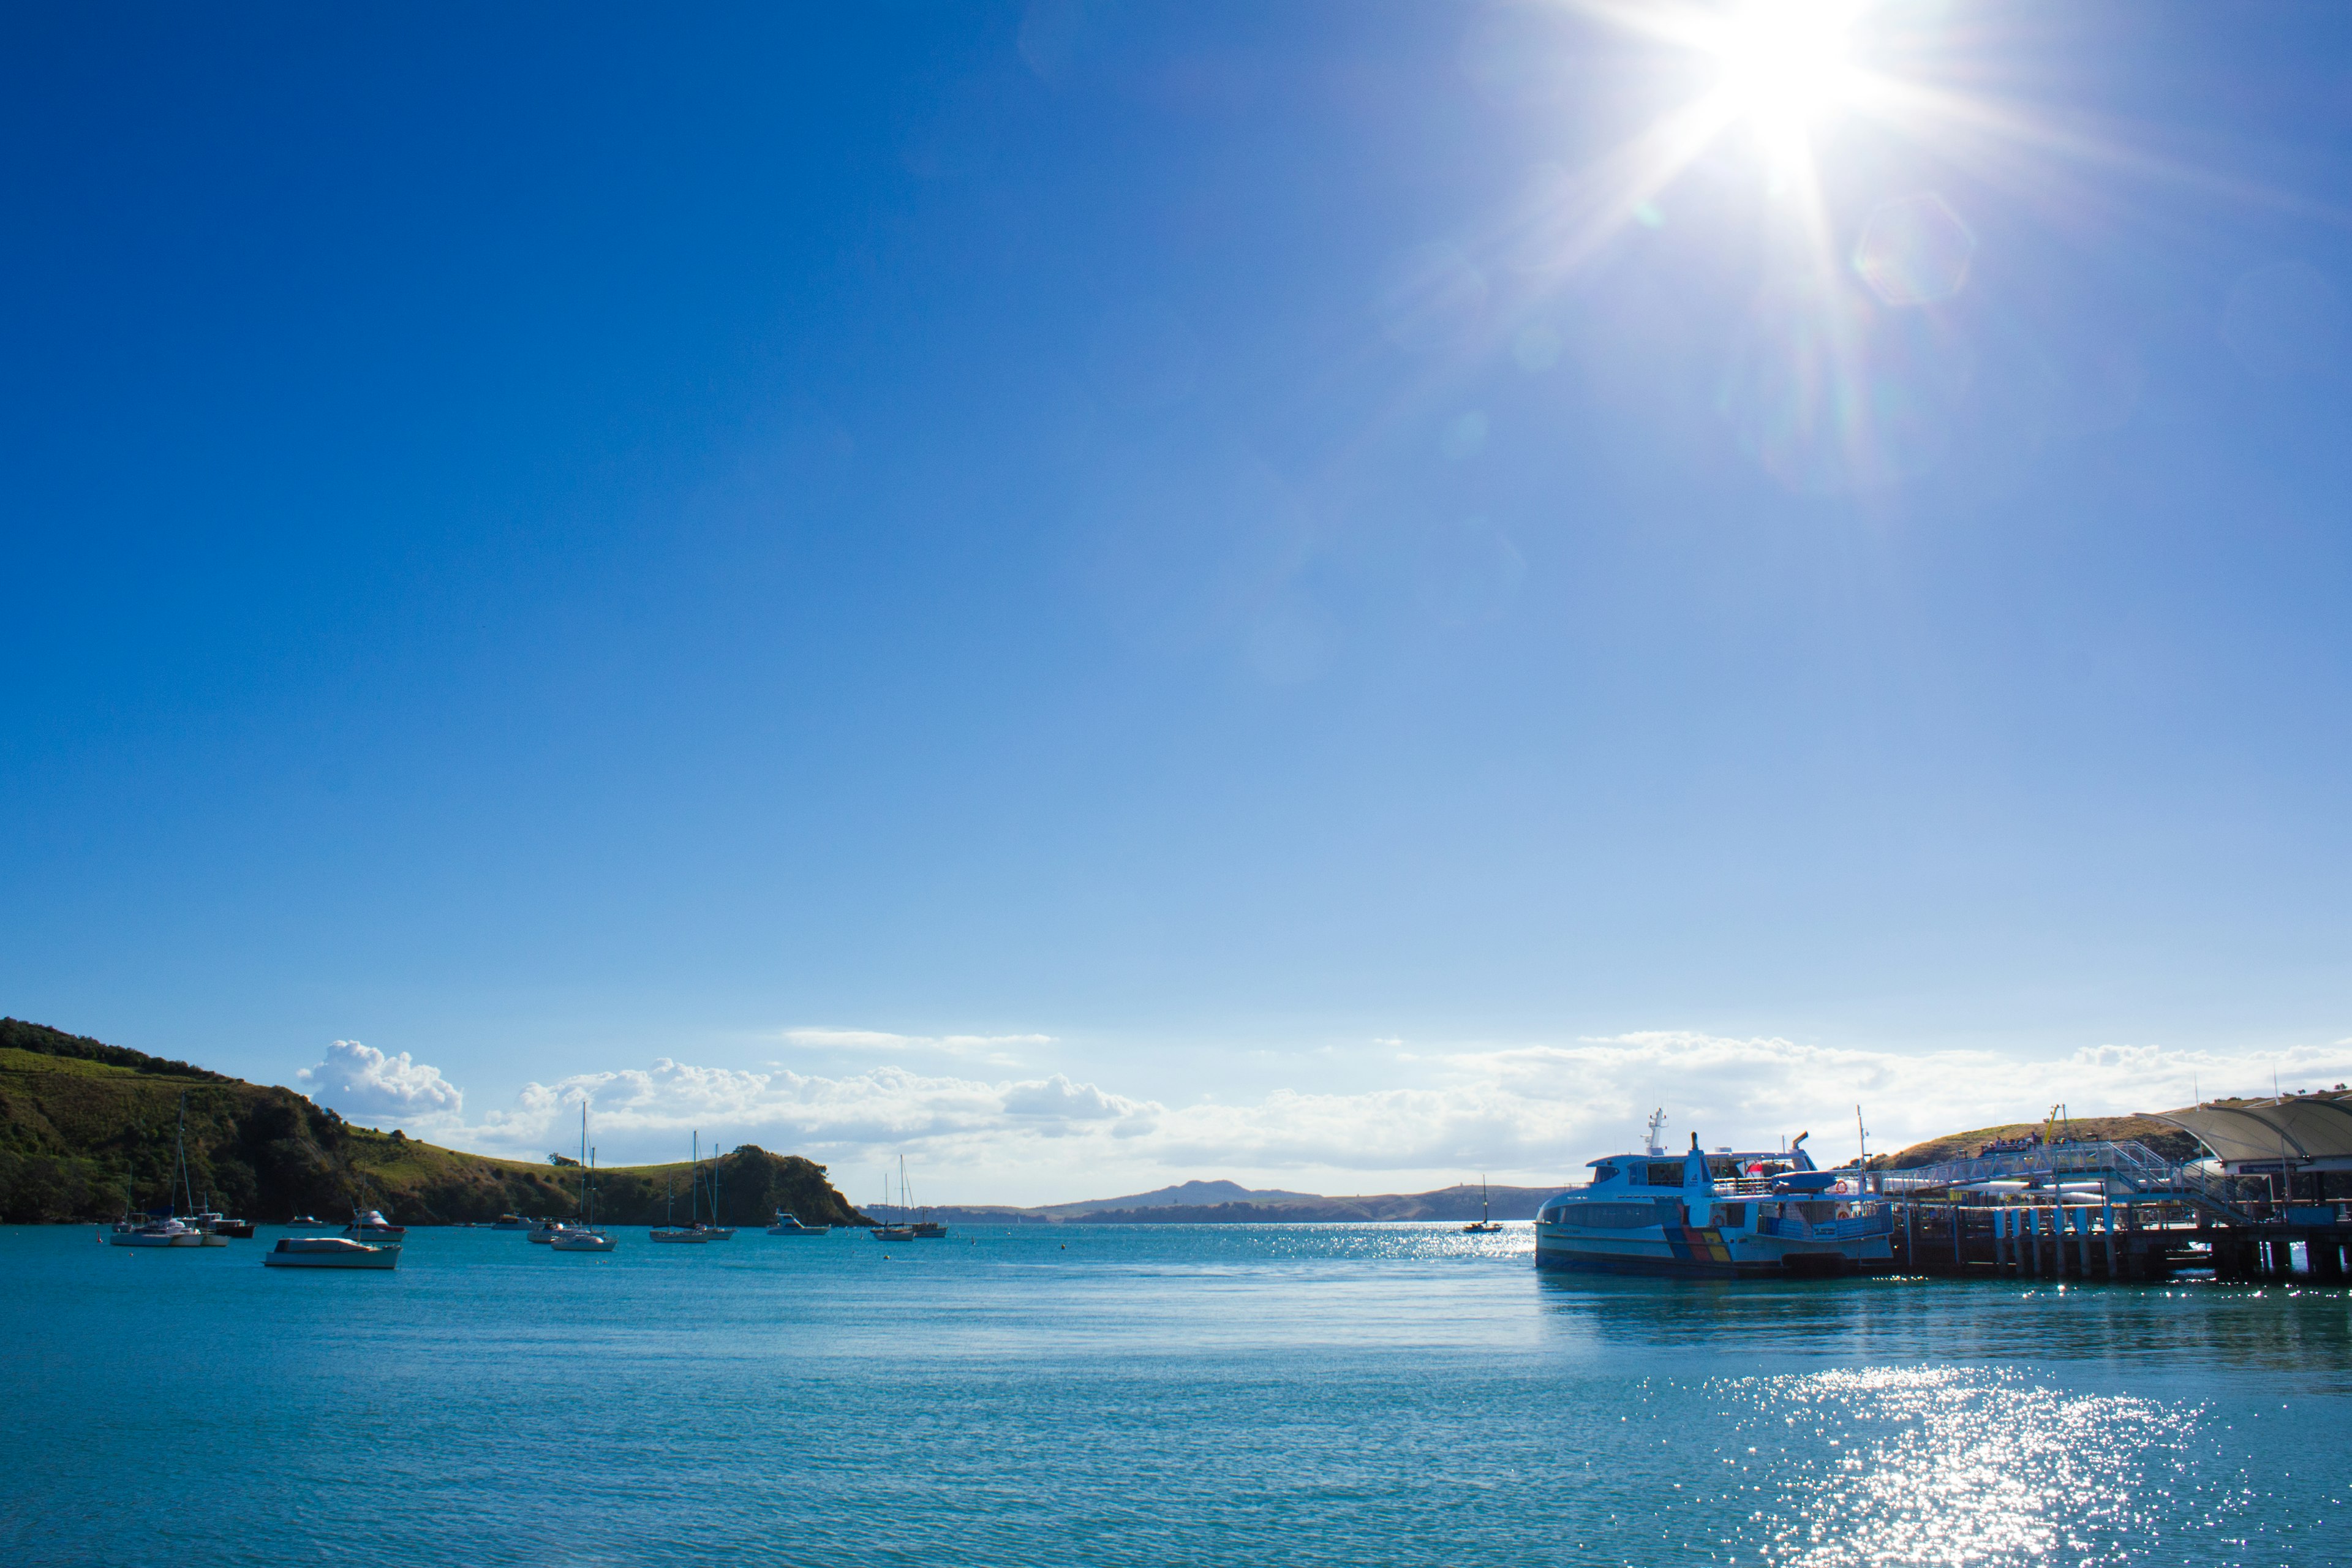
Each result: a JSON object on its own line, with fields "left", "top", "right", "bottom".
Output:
{"left": 1534, "top": 1115, "right": 1892, "bottom": 1278}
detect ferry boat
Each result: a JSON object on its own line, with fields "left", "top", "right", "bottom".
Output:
{"left": 1534, "top": 1115, "right": 1891, "bottom": 1278}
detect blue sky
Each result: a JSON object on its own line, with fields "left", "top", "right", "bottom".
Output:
{"left": 6, "top": 2, "right": 2351, "bottom": 1200}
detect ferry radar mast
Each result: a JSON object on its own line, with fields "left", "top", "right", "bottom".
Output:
{"left": 1643, "top": 1108, "right": 1668, "bottom": 1156}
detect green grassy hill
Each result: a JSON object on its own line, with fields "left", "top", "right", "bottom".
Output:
{"left": 0, "top": 1018, "right": 867, "bottom": 1227}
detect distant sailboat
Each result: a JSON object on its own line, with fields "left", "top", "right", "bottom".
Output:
{"left": 551, "top": 1104, "right": 616, "bottom": 1253}
{"left": 110, "top": 1095, "right": 218, "bottom": 1247}
{"left": 869, "top": 1163, "right": 913, "bottom": 1241}
{"left": 651, "top": 1132, "right": 722, "bottom": 1243}
{"left": 1461, "top": 1175, "right": 1502, "bottom": 1234}
{"left": 703, "top": 1143, "right": 736, "bottom": 1240}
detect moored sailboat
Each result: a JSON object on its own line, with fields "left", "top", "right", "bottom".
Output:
{"left": 1461, "top": 1175, "right": 1502, "bottom": 1234}
{"left": 650, "top": 1131, "right": 725, "bottom": 1242}
{"left": 108, "top": 1096, "right": 219, "bottom": 1246}
{"left": 550, "top": 1104, "right": 617, "bottom": 1253}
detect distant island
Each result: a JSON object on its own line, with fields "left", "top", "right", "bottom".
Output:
{"left": 0, "top": 1017, "right": 867, "bottom": 1227}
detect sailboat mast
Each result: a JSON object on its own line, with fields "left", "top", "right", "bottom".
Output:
{"left": 691, "top": 1131, "right": 699, "bottom": 1226}
{"left": 175, "top": 1093, "right": 195, "bottom": 1215}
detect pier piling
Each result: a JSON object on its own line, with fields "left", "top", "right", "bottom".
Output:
{"left": 1877, "top": 1137, "right": 2346, "bottom": 1283}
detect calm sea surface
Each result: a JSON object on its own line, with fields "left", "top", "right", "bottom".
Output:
{"left": 4, "top": 1222, "right": 2347, "bottom": 1566}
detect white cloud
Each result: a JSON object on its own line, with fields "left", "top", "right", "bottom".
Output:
{"left": 297, "top": 1039, "right": 464, "bottom": 1120}
{"left": 780, "top": 1027, "right": 1054, "bottom": 1066}
{"left": 292, "top": 1028, "right": 2352, "bottom": 1207}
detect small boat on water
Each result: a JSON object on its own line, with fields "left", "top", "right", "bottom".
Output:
{"left": 651, "top": 1133, "right": 727, "bottom": 1243}
{"left": 549, "top": 1228, "right": 616, "bottom": 1251}
{"left": 263, "top": 1235, "right": 400, "bottom": 1270}
{"left": 110, "top": 1212, "right": 205, "bottom": 1248}
{"left": 1534, "top": 1114, "right": 1892, "bottom": 1278}
{"left": 549, "top": 1105, "right": 617, "bottom": 1253}
{"left": 109, "top": 1098, "right": 223, "bottom": 1246}
{"left": 765, "top": 1211, "right": 826, "bottom": 1236}
{"left": 344, "top": 1207, "right": 407, "bottom": 1240}
{"left": 1462, "top": 1175, "right": 1502, "bottom": 1234}
{"left": 491, "top": 1213, "right": 537, "bottom": 1232}
{"left": 285, "top": 1214, "right": 331, "bottom": 1229}
{"left": 873, "top": 1155, "right": 947, "bottom": 1240}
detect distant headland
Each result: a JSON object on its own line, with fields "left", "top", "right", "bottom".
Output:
{"left": 0, "top": 1017, "right": 867, "bottom": 1227}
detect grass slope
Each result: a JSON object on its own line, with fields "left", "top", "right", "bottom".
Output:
{"left": 0, "top": 1018, "right": 866, "bottom": 1227}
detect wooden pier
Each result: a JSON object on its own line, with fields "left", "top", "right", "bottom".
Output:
{"left": 1885, "top": 1200, "right": 2349, "bottom": 1281}
{"left": 1875, "top": 1136, "right": 2351, "bottom": 1282}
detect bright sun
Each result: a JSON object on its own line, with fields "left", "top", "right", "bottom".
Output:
{"left": 1709, "top": 0, "right": 1863, "bottom": 148}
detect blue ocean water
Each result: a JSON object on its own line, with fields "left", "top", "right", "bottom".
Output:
{"left": 4, "top": 1223, "right": 2346, "bottom": 1566}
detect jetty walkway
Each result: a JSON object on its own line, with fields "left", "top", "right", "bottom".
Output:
{"left": 1879, "top": 1138, "right": 2350, "bottom": 1282}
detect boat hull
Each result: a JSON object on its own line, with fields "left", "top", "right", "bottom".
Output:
{"left": 1534, "top": 1221, "right": 1888, "bottom": 1279}
{"left": 263, "top": 1240, "right": 401, "bottom": 1270}
{"left": 549, "top": 1234, "right": 616, "bottom": 1252}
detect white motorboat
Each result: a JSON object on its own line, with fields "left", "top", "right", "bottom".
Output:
{"left": 342, "top": 1207, "right": 407, "bottom": 1239}
{"left": 551, "top": 1228, "right": 616, "bottom": 1251}
{"left": 263, "top": 1235, "right": 401, "bottom": 1270}
{"left": 527, "top": 1220, "right": 577, "bottom": 1244}
{"left": 765, "top": 1210, "right": 826, "bottom": 1236}
{"left": 110, "top": 1214, "right": 205, "bottom": 1248}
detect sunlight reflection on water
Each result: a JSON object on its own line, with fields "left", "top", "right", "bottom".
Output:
{"left": 3, "top": 1224, "right": 2342, "bottom": 1567}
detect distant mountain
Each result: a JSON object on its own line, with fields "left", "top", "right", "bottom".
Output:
{"left": 0, "top": 1017, "right": 868, "bottom": 1227}
{"left": 870, "top": 1180, "right": 1559, "bottom": 1227}
{"left": 1029, "top": 1178, "right": 1324, "bottom": 1216}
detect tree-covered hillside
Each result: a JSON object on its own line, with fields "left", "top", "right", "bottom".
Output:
{"left": 0, "top": 1018, "right": 866, "bottom": 1227}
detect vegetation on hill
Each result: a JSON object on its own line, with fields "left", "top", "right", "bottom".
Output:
{"left": 0, "top": 1017, "right": 867, "bottom": 1227}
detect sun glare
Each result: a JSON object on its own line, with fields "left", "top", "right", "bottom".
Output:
{"left": 1710, "top": 0, "right": 1863, "bottom": 146}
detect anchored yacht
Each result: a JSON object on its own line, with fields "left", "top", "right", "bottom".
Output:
{"left": 1534, "top": 1114, "right": 1891, "bottom": 1278}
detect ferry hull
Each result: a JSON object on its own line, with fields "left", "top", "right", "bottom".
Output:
{"left": 1534, "top": 1224, "right": 1889, "bottom": 1279}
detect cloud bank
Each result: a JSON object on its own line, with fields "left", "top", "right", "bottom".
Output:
{"left": 299, "top": 1028, "right": 2352, "bottom": 1204}
{"left": 297, "top": 1039, "right": 464, "bottom": 1118}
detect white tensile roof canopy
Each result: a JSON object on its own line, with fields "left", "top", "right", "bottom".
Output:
{"left": 2149, "top": 1098, "right": 2352, "bottom": 1172}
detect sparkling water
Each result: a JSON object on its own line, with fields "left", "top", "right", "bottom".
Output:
{"left": 5, "top": 1223, "right": 2344, "bottom": 1565}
